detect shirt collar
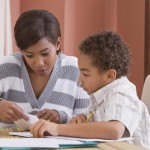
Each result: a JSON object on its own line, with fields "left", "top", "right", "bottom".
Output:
{"left": 90, "top": 76, "right": 128, "bottom": 104}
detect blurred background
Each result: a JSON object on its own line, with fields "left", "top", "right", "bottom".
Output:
{"left": 1, "top": 0, "right": 147, "bottom": 98}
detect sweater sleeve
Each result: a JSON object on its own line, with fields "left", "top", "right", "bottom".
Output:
{"left": 56, "top": 110, "right": 68, "bottom": 124}
{"left": 53, "top": 82, "right": 90, "bottom": 123}
{"left": 73, "top": 82, "right": 90, "bottom": 115}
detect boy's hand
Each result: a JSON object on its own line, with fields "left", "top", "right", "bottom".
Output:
{"left": 68, "top": 114, "right": 86, "bottom": 124}
{"left": 0, "top": 99, "right": 29, "bottom": 123}
{"left": 30, "top": 119, "right": 59, "bottom": 138}
{"left": 37, "top": 109, "right": 60, "bottom": 123}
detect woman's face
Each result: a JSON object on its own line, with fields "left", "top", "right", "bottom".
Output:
{"left": 21, "top": 38, "right": 60, "bottom": 76}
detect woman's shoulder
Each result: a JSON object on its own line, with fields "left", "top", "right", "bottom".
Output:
{"left": 0, "top": 52, "right": 22, "bottom": 66}
{"left": 0, "top": 53, "right": 23, "bottom": 80}
{"left": 59, "top": 54, "right": 78, "bottom": 68}
{"left": 0, "top": 53, "right": 23, "bottom": 79}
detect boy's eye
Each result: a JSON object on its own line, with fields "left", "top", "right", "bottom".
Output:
{"left": 82, "top": 74, "right": 90, "bottom": 77}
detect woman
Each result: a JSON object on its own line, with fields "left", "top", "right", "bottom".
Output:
{"left": 0, "top": 9, "right": 89, "bottom": 127}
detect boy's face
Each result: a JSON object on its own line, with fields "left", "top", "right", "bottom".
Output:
{"left": 78, "top": 52, "right": 111, "bottom": 95}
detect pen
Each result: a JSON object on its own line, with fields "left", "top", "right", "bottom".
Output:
{"left": 86, "top": 111, "right": 95, "bottom": 123}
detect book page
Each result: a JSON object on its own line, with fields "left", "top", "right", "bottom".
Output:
{"left": 0, "top": 138, "right": 83, "bottom": 148}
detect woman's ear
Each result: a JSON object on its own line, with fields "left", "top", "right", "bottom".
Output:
{"left": 56, "top": 37, "right": 61, "bottom": 54}
{"left": 107, "top": 69, "right": 116, "bottom": 82}
{"left": 56, "top": 37, "right": 61, "bottom": 49}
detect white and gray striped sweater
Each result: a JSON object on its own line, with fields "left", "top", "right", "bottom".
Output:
{"left": 0, "top": 53, "right": 90, "bottom": 127}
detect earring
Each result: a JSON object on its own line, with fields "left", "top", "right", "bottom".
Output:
{"left": 78, "top": 81, "right": 82, "bottom": 87}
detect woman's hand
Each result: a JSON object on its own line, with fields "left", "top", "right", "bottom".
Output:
{"left": 68, "top": 114, "right": 87, "bottom": 124}
{"left": 37, "top": 109, "right": 60, "bottom": 123}
{"left": 30, "top": 119, "right": 59, "bottom": 138}
{"left": 0, "top": 99, "right": 28, "bottom": 123}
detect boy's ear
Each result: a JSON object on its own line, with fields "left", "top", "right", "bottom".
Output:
{"left": 107, "top": 69, "right": 116, "bottom": 82}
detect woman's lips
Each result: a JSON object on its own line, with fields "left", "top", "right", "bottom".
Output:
{"left": 37, "top": 69, "right": 47, "bottom": 74}
{"left": 83, "top": 87, "right": 87, "bottom": 91}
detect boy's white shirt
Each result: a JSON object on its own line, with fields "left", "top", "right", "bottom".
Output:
{"left": 84, "top": 76, "right": 150, "bottom": 149}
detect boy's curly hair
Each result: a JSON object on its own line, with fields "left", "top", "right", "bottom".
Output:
{"left": 79, "top": 31, "right": 132, "bottom": 78}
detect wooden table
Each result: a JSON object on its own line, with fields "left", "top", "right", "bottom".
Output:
{"left": 0, "top": 128, "right": 146, "bottom": 150}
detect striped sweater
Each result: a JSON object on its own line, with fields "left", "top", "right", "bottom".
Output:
{"left": 0, "top": 53, "right": 90, "bottom": 127}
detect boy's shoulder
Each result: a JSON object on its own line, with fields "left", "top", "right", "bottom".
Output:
{"left": 106, "top": 77, "right": 140, "bottom": 103}
{"left": 112, "top": 76, "right": 136, "bottom": 92}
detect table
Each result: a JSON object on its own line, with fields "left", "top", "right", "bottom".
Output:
{"left": 0, "top": 128, "right": 145, "bottom": 150}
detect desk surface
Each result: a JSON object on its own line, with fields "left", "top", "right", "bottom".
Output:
{"left": 0, "top": 128, "right": 145, "bottom": 150}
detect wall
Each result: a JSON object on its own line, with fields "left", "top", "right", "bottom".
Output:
{"left": 64, "top": 0, "right": 105, "bottom": 56}
{"left": 10, "top": 0, "right": 20, "bottom": 52}
{"left": 20, "top": 0, "right": 65, "bottom": 50}
{"left": 10, "top": 0, "right": 145, "bottom": 97}
{"left": 117, "top": 0, "right": 145, "bottom": 97}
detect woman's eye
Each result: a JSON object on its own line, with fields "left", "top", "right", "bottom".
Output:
{"left": 26, "top": 54, "right": 33, "bottom": 58}
{"left": 42, "top": 52, "right": 49, "bottom": 56}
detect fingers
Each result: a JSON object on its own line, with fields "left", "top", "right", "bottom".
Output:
{"left": 30, "top": 119, "right": 59, "bottom": 138}
{"left": 79, "top": 114, "right": 87, "bottom": 123}
{"left": 30, "top": 120, "right": 43, "bottom": 137}
{"left": 37, "top": 109, "right": 60, "bottom": 123}
{"left": 68, "top": 114, "right": 86, "bottom": 124}
{"left": 37, "top": 110, "right": 50, "bottom": 120}
{"left": 36, "top": 109, "right": 47, "bottom": 118}
{"left": 0, "top": 100, "right": 28, "bottom": 123}
{"left": 12, "top": 104, "right": 29, "bottom": 121}
{"left": 30, "top": 120, "right": 50, "bottom": 138}
{"left": 1, "top": 109, "right": 19, "bottom": 123}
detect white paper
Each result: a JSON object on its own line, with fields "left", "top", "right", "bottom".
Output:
{"left": 9, "top": 131, "right": 133, "bottom": 142}
{"left": 46, "top": 136, "right": 133, "bottom": 142}
{"left": 14, "top": 114, "right": 39, "bottom": 130}
{"left": 9, "top": 131, "right": 33, "bottom": 137}
{"left": 0, "top": 138, "right": 83, "bottom": 148}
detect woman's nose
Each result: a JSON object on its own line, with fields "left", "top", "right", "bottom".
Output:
{"left": 34, "top": 57, "right": 44, "bottom": 67}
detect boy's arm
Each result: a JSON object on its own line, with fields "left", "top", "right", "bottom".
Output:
{"left": 30, "top": 119, "right": 125, "bottom": 139}
{"left": 59, "top": 120, "right": 125, "bottom": 139}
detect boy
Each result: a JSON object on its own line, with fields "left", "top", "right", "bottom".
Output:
{"left": 30, "top": 31, "right": 150, "bottom": 149}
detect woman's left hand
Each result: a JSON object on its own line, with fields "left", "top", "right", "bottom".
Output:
{"left": 37, "top": 109, "right": 60, "bottom": 123}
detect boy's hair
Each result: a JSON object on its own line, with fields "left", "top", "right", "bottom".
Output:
{"left": 79, "top": 31, "right": 131, "bottom": 78}
{"left": 14, "top": 9, "right": 61, "bottom": 53}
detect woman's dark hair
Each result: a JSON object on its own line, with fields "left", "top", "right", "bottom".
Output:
{"left": 14, "top": 9, "right": 61, "bottom": 53}
{"left": 79, "top": 31, "right": 132, "bottom": 78}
